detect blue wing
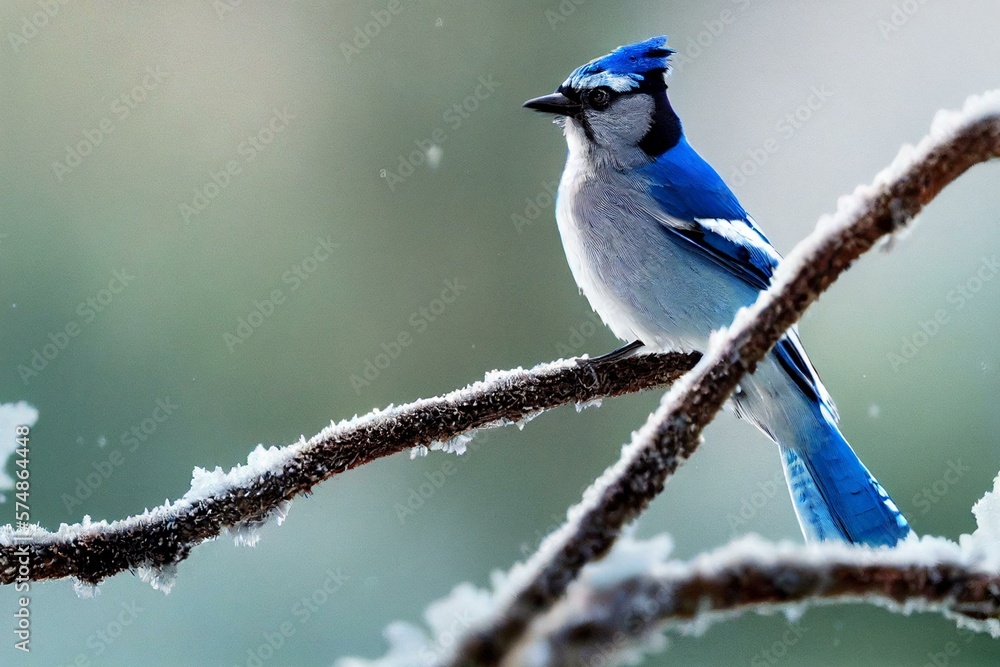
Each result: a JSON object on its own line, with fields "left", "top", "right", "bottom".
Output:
{"left": 639, "top": 136, "right": 780, "bottom": 291}
{"left": 661, "top": 223, "right": 776, "bottom": 292}
{"left": 640, "top": 136, "right": 751, "bottom": 222}
{"left": 638, "top": 136, "right": 830, "bottom": 409}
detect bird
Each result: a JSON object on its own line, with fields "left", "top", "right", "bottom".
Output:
{"left": 523, "top": 36, "right": 911, "bottom": 547}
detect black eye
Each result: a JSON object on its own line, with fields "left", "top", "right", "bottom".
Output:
{"left": 587, "top": 87, "right": 612, "bottom": 110}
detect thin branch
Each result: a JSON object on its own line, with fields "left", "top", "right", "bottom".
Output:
{"left": 0, "top": 352, "right": 698, "bottom": 587}
{"left": 444, "top": 92, "right": 1000, "bottom": 666}
{"left": 512, "top": 535, "right": 1000, "bottom": 666}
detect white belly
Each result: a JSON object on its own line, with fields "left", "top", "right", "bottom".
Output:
{"left": 554, "top": 160, "right": 750, "bottom": 352}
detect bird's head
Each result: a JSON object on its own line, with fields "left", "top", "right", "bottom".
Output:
{"left": 524, "top": 36, "right": 682, "bottom": 168}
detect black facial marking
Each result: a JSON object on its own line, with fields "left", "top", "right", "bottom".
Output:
{"left": 636, "top": 71, "right": 682, "bottom": 157}
{"left": 557, "top": 84, "right": 580, "bottom": 104}
{"left": 579, "top": 114, "right": 596, "bottom": 143}
{"left": 558, "top": 84, "right": 597, "bottom": 141}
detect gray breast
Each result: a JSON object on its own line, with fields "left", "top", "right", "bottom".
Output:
{"left": 556, "top": 167, "right": 760, "bottom": 350}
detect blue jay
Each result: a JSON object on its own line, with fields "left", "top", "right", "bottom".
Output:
{"left": 524, "top": 36, "right": 911, "bottom": 547}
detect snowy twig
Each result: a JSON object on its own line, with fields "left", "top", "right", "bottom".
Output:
{"left": 512, "top": 533, "right": 1000, "bottom": 666}
{"left": 0, "top": 352, "right": 697, "bottom": 587}
{"left": 444, "top": 92, "right": 1000, "bottom": 666}
{"left": 342, "top": 517, "right": 1000, "bottom": 667}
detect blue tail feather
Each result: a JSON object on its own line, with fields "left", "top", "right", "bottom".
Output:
{"left": 781, "top": 418, "right": 911, "bottom": 547}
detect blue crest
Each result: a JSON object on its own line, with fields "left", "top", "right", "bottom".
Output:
{"left": 563, "top": 36, "right": 674, "bottom": 93}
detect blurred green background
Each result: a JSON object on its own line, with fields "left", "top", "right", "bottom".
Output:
{"left": 2, "top": 0, "right": 999, "bottom": 664}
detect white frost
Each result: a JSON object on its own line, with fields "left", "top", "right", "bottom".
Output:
{"left": 136, "top": 563, "right": 178, "bottom": 595}
{"left": 966, "top": 471, "right": 1000, "bottom": 568}
{"left": 428, "top": 432, "right": 476, "bottom": 456}
{"left": 0, "top": 359, "right": 584, "bottom": 593}
{"left": 0, "top": 401, "right": 39, "bottom": 494}
{"left": 335, "top": 582, "right": 494, "bottom": 667}
{"left": 228, "top": 500, "right": 293, "bottom": 547}
{"left": 578, "top": 531, "right": 672, "bottom": 589}
{"left": 183, "top": 444, "right": 294, "bottom": 503}
{"left": 72, "top": 579, "right": 101, "bottom": 599}
{"left": 341, "top": 470, "right": 1000, "bottom": 665}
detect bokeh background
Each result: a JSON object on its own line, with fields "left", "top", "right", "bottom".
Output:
{"left": 2, "top": 0, "right": 1000, "bottom": 665}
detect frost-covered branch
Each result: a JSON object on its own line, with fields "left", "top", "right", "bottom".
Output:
{"left": 443, "top": 91, "right": 1000, "bottom": 666}
{"left": 0, "top": 352, "right": 697, "bottom": 588}
{"left": 512, "top": 533, "right": 1000, "bottom": 666}
{"left": 344, "top": 467, "right": 1000, "bottom": 667}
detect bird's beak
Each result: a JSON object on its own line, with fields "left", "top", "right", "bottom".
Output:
{"left": 522, "top": 92, "right": 582, "bottom": 116}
